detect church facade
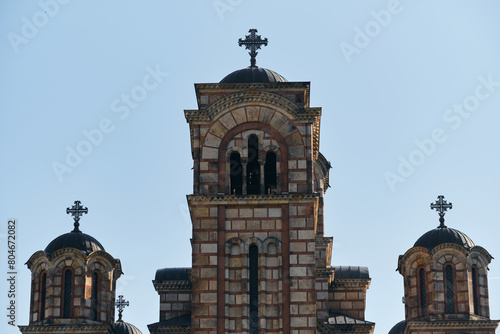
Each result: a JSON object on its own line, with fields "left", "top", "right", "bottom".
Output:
{"left": 19, "top": 30, "right": 497, "bottom": 334}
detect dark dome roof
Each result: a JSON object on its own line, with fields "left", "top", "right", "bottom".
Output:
{"left": 155, "top": 267, "right": 190, "bottom": 281}
{"left": 414, "top": 226, "right": 474, "bottom": 251}
{"left": 388, "top": 320, "right": 406, "bottom": 334}
{"left": 45, "top": 230, "right": 104, "bottom": 255}
{"left": 113, "top": 320, "right": 143, "bottom": 334}
{"left": 220, "top": 66, "right": 287, "bottom": 83}
{"left": 333, "top": 266, "right": 370, "bottom": 279}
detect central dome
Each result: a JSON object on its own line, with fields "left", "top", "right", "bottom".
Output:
{"left": 220, "top": 66, "right": 287, "bottom": 83}
{"left": 413, "top": 226, "right": 474, "bottom": 251}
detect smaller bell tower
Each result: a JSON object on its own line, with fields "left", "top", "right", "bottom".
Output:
{"left": 390, "top": 196, "right": 499, "bottom": 334}
{"left": 19, "top": 201, "right": 123, "bottom": 334}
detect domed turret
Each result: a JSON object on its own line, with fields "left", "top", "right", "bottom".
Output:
{"left": 20, "top": 201, "right": 122, "bottom": 333}
{"left": 393, "top": 195, "right": 496, "bottom": 334}
{"left": 413, "top": 226, "right": 474, "bottom": 251}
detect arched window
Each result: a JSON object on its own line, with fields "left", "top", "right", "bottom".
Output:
{"left": 62, "top": 269, "right": 73, "bottom": 318}
{"left": 445, "top": 265, "right": 455, "bottom": 314}
{"left": 264, "top": 151, "right": 277, "bottom": 194}
{"left": 39, "top": 272, "right": 47, "bottom": 321}
{"left": 91, "top": 271, "right": 99, "bottom": 321}
{"left": 229, "top": 152, "right": 243, "bottom": 194}
{"left": 418, "top": 268, "right": 426, "bottom": 317}
{"left": 249, "top": 245, "right": 259, "bottom": 334}
{"left": 472, "top": 266, "right": 479, "bottom": 315}
{"left": 246, "top": 135, "right": 260, "bottom": 194}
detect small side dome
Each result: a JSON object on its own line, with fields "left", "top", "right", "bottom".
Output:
{"left": 113, "top": 320, "right": 143, "bottom": 334}
{"left": 45, "top": 231, "right": 104, "bottom": 255}
{"left": 388, "top": 320, "right": 406, "bottom": 334}
{"left": 155, "top": 267, "right": 190, "bottom": 281}
{"left": 333, "top": 266, "right": 370, "bottom": 279}
{"left": 220, "top": 66, "right": 287, "bottom": 83}
{"left": 413, "top": 227, "right": 474, "bottom": 251}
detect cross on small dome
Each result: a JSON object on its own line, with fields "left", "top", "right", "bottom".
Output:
{"left": 116, "top": 295, "right": 130, "bottom": 321}
{"left": 430, "top": 195, "right": 452, "bottom": 228}
{"left": 66, "top": 200, "right": 88, "bottom": 232}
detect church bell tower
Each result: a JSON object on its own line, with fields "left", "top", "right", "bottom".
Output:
{"left": 185, "top": 29, "right": 332, "bottom": 333}
{"left": 149, "top": 29, "right": 374, "bottom": 334}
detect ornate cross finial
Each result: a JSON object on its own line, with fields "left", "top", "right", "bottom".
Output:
{"left": 66, "top": 200, "right": 88, "bottom": 232}
{"left": 238, "top": 29, "right": 268, "bottom": 67}
{"left": 430, "top": 195, "right": 452, "bottom": 228}
{"left": 115, "top": 295, "right": 130, "bottom": 321}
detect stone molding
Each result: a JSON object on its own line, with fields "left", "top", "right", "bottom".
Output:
{"left": 195, "top": 81, "right": 310, "bottom": 91}
{"left": 18, "top": 324, "right": 113, "bottom": 333}
{"left": 406, "top": 319, "right": 500, "bottom": 329}
{"left": 153, "top": 280, "right": 192, "bottom": 292}
{"left": 319, "top": 322, "right": 375, "bottom": 334}
{"left": 148, "top": 325, "right": 191, "bottom": 333}
{"left": 332, "top": 278, "right": 371, "bottom": 290}
{"left": 187, "top": 193, "right": 320, "bottom": 204}
{"left": 316, "top": 268, "right": 335, "bottom": 279}
{"left": 316, "top": 237, "right": 333, "bottom": 248}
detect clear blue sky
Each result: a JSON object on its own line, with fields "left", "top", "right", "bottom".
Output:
{"left": 1, "top": 1, "right": 499, "bottom": 333}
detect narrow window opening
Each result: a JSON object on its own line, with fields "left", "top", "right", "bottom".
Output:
{"left": 472, "top": 266, "right": 479, "bottom": 315}
{"left": 249, "top": 245, "right": 259, "bottom": 334}
{"left": 419, "top": 268, "right": 426, "bottom": 317}
{"left": 247, "top": 135, "right": 260, "bottom": 194}
{"left": 39, "top": 272, "right": 46, "bottom": 321}
{"left": 445, "top": 265, "right": 455, "bottom": 314}
{"left": 63, "top": 269, "right": 72, "bottom": 318}
{"left": 91, "top": 272, "right": 99, "bottom": 321}
{"left": 229, "top": 152, "right": 243, "bottom": 194}
{"left": 264, "top": 151, "right": 277, "bottom": 194}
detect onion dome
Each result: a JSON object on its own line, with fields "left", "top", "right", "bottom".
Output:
{"left": 45, "top": 201, "right": 104, "bottom": 255}
{"left": 414, "top": 196, "right": 475, "bottom": 251}
{"left": 388, "top": 320, "right": 406, "bottom": 334}
{"left": 220, "top": 66, "right": 287, "bottom": 83}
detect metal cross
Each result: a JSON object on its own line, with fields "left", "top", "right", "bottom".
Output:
{"left": 66, "top": 200, "right": 88, "bottom": 232}
{"left": 430, "top": 195, "right": 452, "bottom": 228}
{"left": 115, "top": 295, "right": 129, "bottom": 321}
{"left": 239, "top": 29, "right": 268, "bottom": 67}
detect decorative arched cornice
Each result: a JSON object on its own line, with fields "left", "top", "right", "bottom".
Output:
{"left": 431, "top": 243, "right": 469, "bottom": 259}
{"left": 186, "top": 90, "right": 321, "bottom": 124}
{"left": 86, "top": 250, "right": 122, "bottom": 273}
{"left": 210, "top": 91, "right": 299, "bottom": 121}
{"left": 398, "top": 247, "right": 431, "bottom": 274}
{"left": 25, "top": 251, "right": 48, "bottom": 270}
{"left": 50, "top": 248, "right": 87, "bottom": 267}
{"left": 469, "top": 245, "right": 493, "bottom": 264}
{"left": 399, "top": 242, "right": 474, "bottom": 274}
